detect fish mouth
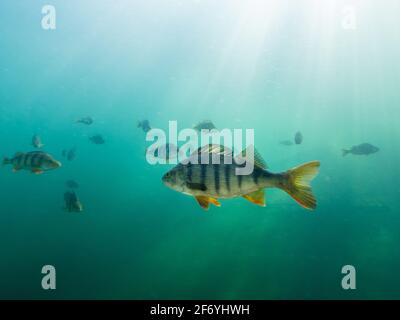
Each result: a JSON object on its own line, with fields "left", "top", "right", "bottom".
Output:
{"left": 161, "top": 174, "right": 176, "bottom": 190}
{"left": 43, "top": 161, "right": 62, "bottom": 170}
{"left": 161, "top": 173, "right": 169, "bottom": 186}
{"left": 162, "top": 174, "right": 185, "bottom": 193}
{"left": 52, "top": 161, "right": 62, "bottom": 168}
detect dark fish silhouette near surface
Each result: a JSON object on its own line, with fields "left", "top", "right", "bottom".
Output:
{"left": 342, "top": 143, "right": 380, "bottom": 156}
{"left": 193, "top": 120, "right": 217, "bottom": 132}
{"left": 3, "top": 151, "right": 61, "bottom": 174}
{"left": 32, "top": 134, "right": 44, "bottom": 148}
{"left": 294, "top": 131, "right": 303, "bottom": 145}
{"left": 76, "top": 116, "right": 93, "bottom": 125}
{"left": 64, "top": 191, "right": 83, "bottom": 212}
{"left": 66, "top": 180, "right": 79, "bottom": 189}
{"left": 89, "top": 135, "right": 105, "bottom": 144}
{"left": 138, "top": 120, "right": 151, "bottom": 133}
{"left": 162, "top": 144, "right": 320, "bottom": 210}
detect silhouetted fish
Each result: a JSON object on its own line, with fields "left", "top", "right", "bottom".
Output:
{"left": 32, "top": 134, "right": 44, "bottom": 148}
{"left": 64, "top": 191, "right": 83, "bottom": 212}
{"left": 62, "top": 147, "right": 76, "bottom": 161}
{"left": 89, "top": 135, "right": 105, "bottom": 144}
{"left": 76, "top": 116, "right": 93, "bottom": 125}
{"left": 193, "top": 120, "right": 217, "bottom": 132}
{"left": 162, "top": 144, "right": 320, "bottom": 210}
{"left": 138, "top": 120, "right": 151, "bottom": 133}
{"left": 342, "top": 143, "right": 379, "bottom": 156}
{"left": 294, "top": 131, "right": 303, "bottom": 145}
{"left": 67, "top": 147, "right": 76, "bottom": 161}
{"left": 3, "top": 151, "right": 61, "bottom": 174}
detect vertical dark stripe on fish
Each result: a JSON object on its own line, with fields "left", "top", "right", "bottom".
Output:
{"left": 30, "top": 153, "right": 37, "bottom": 167}
{"left": 214, "top": 164, "right": 220, "bottom": 194}
{"left": 30, "top": 153, "right": 36, "bottom": 167}
{"left": 187, "top": 162, "right": 192, "bottom": 182}
{"left": 225, "top": 164, "right": 230, "bottom": 193}
{"left": 237, "top": 171, "right": 243, "bottom": 190}
{"left": 31, "top": 153, "right": 40, "bottom": 167}
{"left": 233, "top": 158, "right": 243, "bottom": 190}
{"left": 38, "top": 154, "right": 45, "bottom": 166}
{"left": 31, "top": 153, "right": 37, "bottom": 167}
{"left": 200, "top": 164, "right": 206, "bottom": 187}
{"left": 253, "top": 168, "right": 262, "bottom": 185}
{"left": 24, "top": 153, "right": 30, "bottom": 167}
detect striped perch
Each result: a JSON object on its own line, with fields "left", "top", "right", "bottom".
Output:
{"left": 162, "top": 144, "right": 320, "bottom": 210}
{"left": 3, "top": 151, "right": 61, "bottom": 174}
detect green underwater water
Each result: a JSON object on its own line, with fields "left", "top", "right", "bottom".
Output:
{"left": 1, "top": 0, "right": 400, "bottom": 299}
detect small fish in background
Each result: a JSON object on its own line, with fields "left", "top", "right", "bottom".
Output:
{"left": 138, "top": 120, "right": 152, "bottom": 133}
{"left": 146, "top": 143, "right": 179, "bottom": 162}
{"left": 162, "top": 144, "right": 320, "bottom": 210}
{"left": 342, "top": 143, "right": 380, "bottom": 156}
{"left": 193, "top": 120, "right": 217, "bottom": 132}
{"left": 76, "top": 116, "right": 93, "bottom": 125}
{"left": 2, "top": 151, "right": 62, "bottom": 174}
{"left": 294, "top": 131, "right": 303, "bottom": 145}
{"left": 66, "top": 180, "right": 79, "bottom": 189}
{"left": 279, "top": 140, "right": 294, "bottom": 146}
{"left": 67, "top": 147, "right": 76, "bottom": 161}
{"left": 64, "top": 191, "right": 83, "bottom": 212}
{"left": 61, "top": 147, "right": 77, "bottom": 161}
{"left": 89, "top": 134, "right": 105, "bottom": 145}
{"left": 32, "top": 134, "right": 44, "bottom": 148}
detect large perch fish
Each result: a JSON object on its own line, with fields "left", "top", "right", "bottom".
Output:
{"left": 162, "top": 145, "right": 320, "bottom": 210}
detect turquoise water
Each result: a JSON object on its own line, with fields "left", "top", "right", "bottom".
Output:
{"left": 1, "top": 0, "right": 400, "bottom": 299}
